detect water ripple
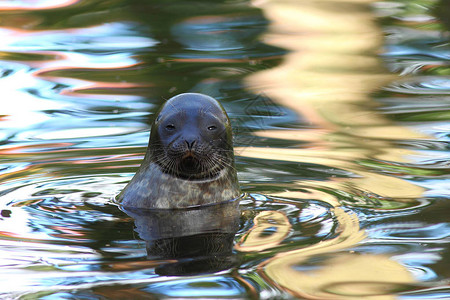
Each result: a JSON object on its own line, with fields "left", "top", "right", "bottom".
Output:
{"left": 385, "top": 76, "right": 450, "bottom": 95}
{"left": 0, "top": 0, "right": 448, "bottom": 298}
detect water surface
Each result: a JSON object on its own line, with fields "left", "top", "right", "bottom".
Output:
{"left": 0, "top": 0, "right": 448, "bottom": 298}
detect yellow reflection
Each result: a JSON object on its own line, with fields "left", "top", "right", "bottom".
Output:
{"left": 264, "top": 252, "right": 415, "bottom": 299}
{"left": 237, "top": 146, "right": 425, "bottom": 199}
{"left": 241, "top": 0, "right": 419, "bottom": 297}
{"left": 257, "top": 207, "right": 414, "bottom": 299}
{"left": 245, "top": 0, "right": 428, "bottom": 201}
{"left": 235, "top": 211, "right": 291, "bottom": 252}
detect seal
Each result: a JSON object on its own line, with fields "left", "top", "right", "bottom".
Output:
{"left": 117, "top": 93, "right": 240, "bottom": 209}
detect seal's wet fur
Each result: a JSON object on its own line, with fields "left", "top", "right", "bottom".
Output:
{"left": 117, "top": 93, "right": 240, "bottom": 209}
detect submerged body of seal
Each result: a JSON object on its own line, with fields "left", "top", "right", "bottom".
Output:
{"left": 117, "top": 93, "right": 240, "bottom": 209}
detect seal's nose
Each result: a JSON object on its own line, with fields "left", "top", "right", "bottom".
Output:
{"left": 185, "top": 139, "right": 196, "bottom": 150}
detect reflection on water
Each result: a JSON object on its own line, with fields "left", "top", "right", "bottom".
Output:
{"left": 123, "top": 198, "right": 241, "bottom": 276}
{"left": 0, "top": 0, "right": 448, "bottom": 298}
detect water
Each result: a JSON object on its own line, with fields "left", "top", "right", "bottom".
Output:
{"left": 0, "top": 0, "right": 448, "bottom": 298}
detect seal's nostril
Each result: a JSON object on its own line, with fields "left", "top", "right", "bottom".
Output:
{"left": 185, "top": 139, "right": 196, "bottom": 150}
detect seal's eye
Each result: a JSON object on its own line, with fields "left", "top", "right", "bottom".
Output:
{"left": 165, "top": 124, "right": 176, "bottom": 131}
{"left": 208, "top": 125, "right": 217, "bottom": 131}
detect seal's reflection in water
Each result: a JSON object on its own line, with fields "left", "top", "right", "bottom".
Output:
{"left": 122, "top": 198, "right": 241, "bottom": 276}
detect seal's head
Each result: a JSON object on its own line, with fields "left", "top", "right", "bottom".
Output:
{"left": 148, "top": 93, "right": 234, "bottom": 180}
{"left": 118, "top": 93, "right": 240, "bottom": 209}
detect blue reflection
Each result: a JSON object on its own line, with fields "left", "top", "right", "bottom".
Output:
{"left": 143, "top": 276, "right": 246, "bottom": 297}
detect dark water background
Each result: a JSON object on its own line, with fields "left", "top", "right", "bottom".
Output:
{"left": 0, "top": 0, "right": 448, "bottom": 298}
